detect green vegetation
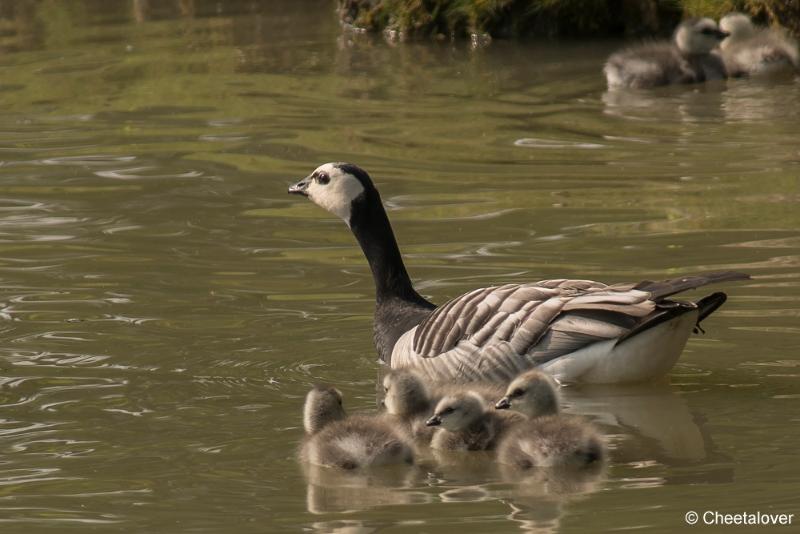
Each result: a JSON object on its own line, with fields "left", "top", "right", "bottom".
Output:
{"left": 338, "top": 0, "right": 800, "bottom": 39}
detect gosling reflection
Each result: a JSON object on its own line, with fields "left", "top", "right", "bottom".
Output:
{"left": 302, "top": 462, "right": 430, "bottom": 515}
{"left": 602, "top": 85, "right": 726, "bottom": 123}
{"left": 497, "top": 462, "right": 607, "bottom": 533}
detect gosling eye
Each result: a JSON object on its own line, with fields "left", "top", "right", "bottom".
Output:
{"left": 700, "top": 28, "right": 714, "bottom": 35}
{"left": 317, "top": 172, "right": 330, "bottom": 185}
{"left": 510, "top": 388, "right": 525, "bottom": 398}
{"left": 383, "top": 386, "right": 389, "bottom": 393}
{"left": 442, "top": 407, "right": 455, "bottom": 415}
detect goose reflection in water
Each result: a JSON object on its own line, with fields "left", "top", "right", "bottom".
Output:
{"left": 559, "top": 383, "right": 714, "bottom": 464}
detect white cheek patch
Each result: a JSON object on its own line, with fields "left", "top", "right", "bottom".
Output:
{"left": 306, "top": 164, "right": 365, "bottom": 225}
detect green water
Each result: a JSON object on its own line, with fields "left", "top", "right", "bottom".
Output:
{"left": 0, "top": 1, "right": 798, "bottom": 532}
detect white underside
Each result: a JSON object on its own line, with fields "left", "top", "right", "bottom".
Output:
{"left": 391, "top": 310, "right": 698, "bottom": 384}
{"left": 539, "top": 311, "right": 697, "bottom": 383}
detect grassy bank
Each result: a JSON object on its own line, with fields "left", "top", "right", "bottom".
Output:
{"left": 338, "top": 0, "right": 800, "bottom": 40}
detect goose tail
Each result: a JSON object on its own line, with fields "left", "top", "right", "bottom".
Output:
{"left": 693, "top": 291, "right": 728, "bottom": 334}
{"left": 634, "top": 271, "right": 749, "bottom": 301}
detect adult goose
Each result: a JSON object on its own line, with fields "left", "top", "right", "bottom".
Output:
{"left": 288, "top": 163, "right": 748, "bottom": 384}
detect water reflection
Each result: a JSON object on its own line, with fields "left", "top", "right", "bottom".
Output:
{"left": 722, "top": 77, "right": 800, "bottom": 122}
{"left": 0, "top": 0, "right": 797, "bottom": 531}
{"left": 602, "top": 84, "right": 727, "bottom": 123}
{"left": 562, "top": 383, "right": 710, "bottom": 463}
{"left": 302, "top": 463, "right": 430, "bottom": 514}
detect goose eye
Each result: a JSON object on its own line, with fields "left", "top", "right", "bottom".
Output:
{"left": 384, "top": 386, "right": 389, "bottom": 393}
{"left": 442, "top": 407, "right": 455, "bottom": 415}
{"left": 511, "top": 388, "right": 525, "bottom": 398}
{"left": 317, "top": 173, "right": 330, "bottom": 185}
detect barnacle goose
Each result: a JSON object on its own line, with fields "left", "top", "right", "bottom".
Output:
{"left": 299, "top": 385, "right": 415, "bottom": 469}
{"left": 495, "top": 370, "right": 606, "bottom": 469}
{"left": 719, "top": 13, "right": 799, "bottom": 77}
{"left": 382, "top": 369, "right": 517, "bottom": 443}
{"left": 604, "top": 18, "right": 729, "bottom": 89}
{"left": 425, "top": 391, "right": 517, "bottom": 451}
{"left": 288, "top": 162, "right": 748, "bottom": 384}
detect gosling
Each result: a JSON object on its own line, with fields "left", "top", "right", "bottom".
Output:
{"left": 719, "top": 13, "right": 799, "bottom": 77}
{"left": 299, "top": 385, "right": 415, "bottom": 470}
{"left": 382, "top": 370, "right": 436, "bottom": 442}
{"left": 383, "top": 370, "right": 518, "bottom": 444}
{"left": 425, "top": 391, "right": 514, "bottom": 451}
{"left": 604, "top": 18, "right": 729, "bottom": 89}
{"left": 495, "top": 370, "right": 606, "bottom": 469}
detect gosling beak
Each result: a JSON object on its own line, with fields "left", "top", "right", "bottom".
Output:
{"left": 288, "top": 177, "right": 311, "bottom": 196}
{"left": 715, "top": 29, "right": 730, "bottom": 40}
{"left": 425, "top": 415, "right": 441, "bottom": 427}
{"left": 495, "top": 397, "right": 511, "bottom": 410}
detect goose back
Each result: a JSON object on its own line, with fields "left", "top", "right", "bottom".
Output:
{"left": 390, "top": 272, "right": 748, "bottom": 383}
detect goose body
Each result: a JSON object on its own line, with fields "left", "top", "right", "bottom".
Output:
{"left": 495, "top": 370, "right": 606, "bottom": 469}
{"left": 300, "top": 385, "right": 415, "bottom": 469}
{"left": 604, "top": 18, "right": 729, "bottom": 89}
{"left": 289, "top": 163, "right": 748, "bottom": 384}
{"left": 719, "top": 13, "right": 799, "bottom": 77}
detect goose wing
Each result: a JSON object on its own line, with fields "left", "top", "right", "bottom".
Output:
{"left": 412, "top": 280, "right": 651, "bottom": 359}
{"left": 398, "top": 272, "right": 747, "bottom": 381}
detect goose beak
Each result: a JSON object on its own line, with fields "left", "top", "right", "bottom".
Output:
{"left": 425, "top": 415, "right": 441, "bottom": 427}
{"left": 288, "top": 177, "right": 311, "bottom": 196}
{"left": 495, "top": 397, "right": 511, "bottom": 410}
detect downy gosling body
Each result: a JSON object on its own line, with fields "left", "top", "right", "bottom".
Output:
{"left": 383, "top": 370, "right": 519, "bottom": 444}
{"left": 425, "top": 391, "right": 516, "bottom": 451}
{"left": 382, "top": 370, "right": 437, "bottom": 443}
{"left": 605, "top": 18, "right": 729, "bottom": 89}
{"left": 495, "top": 370, "right": 606, "bottom": 469}
{"left": 300, "top": 385, "right": 415, "bottom": 470}
{"left": 720, "top": 13, "right": 799, "bottom": 77}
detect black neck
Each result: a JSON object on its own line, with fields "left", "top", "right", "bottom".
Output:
{"left": 348, "top": 191, "right": 431, "bottom": 307}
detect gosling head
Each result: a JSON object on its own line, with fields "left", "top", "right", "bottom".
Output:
{"left": 495, "top": 370, "right": 560, "bottom": 418}
{"left": 425, "top": 392, "right": 484, "bottom": 431}
{"left": 382, "top": 370, "right": 430, "bottom": 417}
{"left": 303, "top": 384, "right": 346, "bottom": 435}
{"left": 674, "top": 17, "right": 729, "bottom": 55}
{"left": 288, "top": 162, "right": 376, "bottom": 227}
{"left": 719, "top": 13, "right": 755, "bottom": 45}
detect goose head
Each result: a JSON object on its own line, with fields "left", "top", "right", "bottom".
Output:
{"left": 303, "top": 384, "right": 346, "bottom": 435}
{"left": 674, "top": 18, "right": 729, "bottom": 55}
{"left": 426, "top": 392, "right": 484, "bottom": 431}
{"left": 382, "top": 370, "right": 430, "bottom": 417}
{"left": 719, "top": 13, "right": 755, "bottom": 46}
{"left": 288, "top": 162, "right": 373, "bottom": 227}
{"left": 495, "top": 370, "right": 560, "bottom": 418}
